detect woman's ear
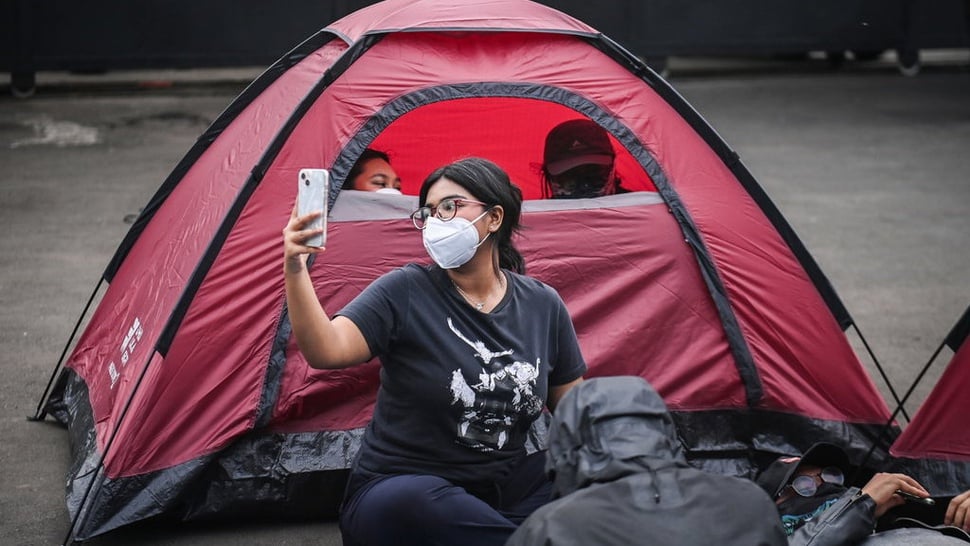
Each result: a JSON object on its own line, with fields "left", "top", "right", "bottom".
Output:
{"left": 488, "top": 205, "right": 504, "bottom": 232}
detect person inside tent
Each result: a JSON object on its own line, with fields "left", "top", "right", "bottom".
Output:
{"left": 346, "top": 148, "right": 402, "bottom": 193}
{"left": 540, "top": 119, "right": 628, "bottom": 199}
{"left": 283, "top": 157, "right": 586, "bottom": 546}
{"left": 506, "top": 376, "right": 788, "bottom": 546}
{"left": 756, "top": 443, "right": 970, "bottom": 545}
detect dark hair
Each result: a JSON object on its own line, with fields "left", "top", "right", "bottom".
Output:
{"left": 346, "top": 148, "right": 391, "bottom": 188}
{"left": 419, "top": 157, "right": 525, "bottom": 274}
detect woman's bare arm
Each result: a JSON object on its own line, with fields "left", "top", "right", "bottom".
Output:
{"left": 547, "top": 377, "right": 583, "bottom": 412}
{"left": 283, "top": 205, "right": 371, "bottom": 369}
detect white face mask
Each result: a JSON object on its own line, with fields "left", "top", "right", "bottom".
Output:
{"left": 422, "top": 210, "right": 491, "bottom": 269}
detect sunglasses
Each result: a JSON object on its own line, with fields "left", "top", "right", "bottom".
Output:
{"left": 787, "top": 466, "right": 845, "bottom": 497}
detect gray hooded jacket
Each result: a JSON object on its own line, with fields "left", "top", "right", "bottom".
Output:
{"left": 506, "top": 376, "right": 788, "bottom": 545}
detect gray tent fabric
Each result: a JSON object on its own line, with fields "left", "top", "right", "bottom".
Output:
{"left": 328, "top": 189, "right": 664, "bottom": 222}
{"left": 506, "top": 376, "right": 787, "bottom": 545}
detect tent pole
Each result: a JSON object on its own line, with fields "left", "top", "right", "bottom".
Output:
{"left": 851, "top": 323, "right": 910, "bottom": 422}
{"left": 29, "top": 278, "right": 104, "bottom": 422}
{"left": 890, "top": 337, "right": 948, "bottom": 424}
{"left": 59, "top": 464, "right": 107, "bottom": 546}
{"left": 853, "top": 335, "right": 948, "bottom": 480}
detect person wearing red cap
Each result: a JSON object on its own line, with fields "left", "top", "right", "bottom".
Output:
{"left": 540, "top": 119, "right": 627, "bottom": 199}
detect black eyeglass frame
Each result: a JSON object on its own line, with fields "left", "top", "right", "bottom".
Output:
{"left": 787, "top": 466, "right": 845, "bottom": 498}
{"left": 410, "top": 198, "right": 489, "bottom": 230}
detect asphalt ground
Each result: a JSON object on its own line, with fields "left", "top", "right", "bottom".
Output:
{"left": 1, "top": 51, "right": 969, "bottom": 545}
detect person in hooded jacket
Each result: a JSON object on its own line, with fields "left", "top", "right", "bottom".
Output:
{"left": 756, "top": 443, "right": 967, "bottom": 545}
{"left": 506, "top": 376, "right": 788, "bottom": 546}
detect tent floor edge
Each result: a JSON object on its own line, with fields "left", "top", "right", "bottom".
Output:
{"left": 672, "top": 408, "right": 899, "bottom": 479}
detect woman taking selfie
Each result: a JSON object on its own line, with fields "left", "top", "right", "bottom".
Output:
{"left": 282, "top": 157, "right": 586, "bottom": 545}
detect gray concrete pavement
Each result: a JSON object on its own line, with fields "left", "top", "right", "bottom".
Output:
{"left": 1, "top": 54, "right": 968, "bottom": 544}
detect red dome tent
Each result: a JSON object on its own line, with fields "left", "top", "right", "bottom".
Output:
{"left": 889, "top": 305, "right": 970, "bottom": 495}
{"left": 37, "top": 0, "right": 900, "bottom": 540}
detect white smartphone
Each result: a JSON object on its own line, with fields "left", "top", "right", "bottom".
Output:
{"left": 297, "top": 168, "right": 329, "bottom": 247}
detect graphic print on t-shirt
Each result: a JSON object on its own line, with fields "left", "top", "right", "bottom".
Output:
{"left": 446, "top": 317, "right": 542, "bottom": 452}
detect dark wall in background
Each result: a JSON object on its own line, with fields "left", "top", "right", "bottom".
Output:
{"left": 2, "top": 0, "right": 968, "bottom": 86}
{"left": 1, "top": 0, "right": 365, "bottom": 73}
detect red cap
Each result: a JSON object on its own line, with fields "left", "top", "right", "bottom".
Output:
{"left": 543, "top": 119, "right": 615, "bottom": 176}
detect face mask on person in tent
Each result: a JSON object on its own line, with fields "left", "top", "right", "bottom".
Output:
{"left": 776, "top": 483, "right": 847, "bottom": 535}
{"left": 422, "top": 210, "right": 491, "bottom": 269}
{"left": 550, "top": 164, "right": 616, "bottom": 199}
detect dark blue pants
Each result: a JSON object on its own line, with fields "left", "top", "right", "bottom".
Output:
{"left": 340, "top": 451, "right": 552, "bottom": 546}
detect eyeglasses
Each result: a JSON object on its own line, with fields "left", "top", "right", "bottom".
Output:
{"left": 410, "top": 198, "right": 488, "bottom": 230}
{"left": 787, "top": 467, "right": 844, "bottom": 497}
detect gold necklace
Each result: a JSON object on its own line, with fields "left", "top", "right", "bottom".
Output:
{"left": 452, "top": 273, "right": 505, "bottom": 311}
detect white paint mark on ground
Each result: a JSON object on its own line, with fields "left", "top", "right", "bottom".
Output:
{"left": 11, "top": 116, "right": 100, "bottom": 148}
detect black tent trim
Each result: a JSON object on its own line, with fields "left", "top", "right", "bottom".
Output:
{"left": 34, "top": 29, "right": 345, "bottom": 428}
{"left": 588, "top": 34, "right": 854, "bottom": 331}
{"left": 102, "top": 28, "right": 340, "bottom": 283}
{"left": 323, "top": 80, "right": 764, "bottom": 406}
{"left": 90, "top": 14, "right": 855, "bottom": 427}
{"left": 889, "top": 458, "right": 970, "bottom": 497}
{"left": 944, "top": 305, "right": 970, "bottom": 353}
{"left": 40, "top": 20, "right": 894, "bottom": 540}
{"left": 45, "top": 363, "right": 898, "bottom": 540}
{"left": 45, "top": 370, "right": 215, "bottom": 540}
{"left": 98, "top": 16, "right": 606, "bottom": 286}
{"left": 153, "top": 32, "right": 384, "bottom": 356}
{"left": 43, "top": 30, "right": 384, "bottom": 542}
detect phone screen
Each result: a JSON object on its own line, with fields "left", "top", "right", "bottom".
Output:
{"left": 297, "top": 168, "right": 329, "bottom": 247}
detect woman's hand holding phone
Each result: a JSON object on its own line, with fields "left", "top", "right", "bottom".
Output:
{"left": 284, "top": 168, "right": 330, "bottom": 273}
{"left": 296, "top": 168, "right": 329, "bottom": 248}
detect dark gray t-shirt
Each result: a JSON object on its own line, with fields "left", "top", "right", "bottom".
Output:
{"left": 337, "top": 264, "right": 587, "bottom": 489}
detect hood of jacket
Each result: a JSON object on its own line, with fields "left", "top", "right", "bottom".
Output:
{"left": 547, "top": 376, "right": 688, "bottom": 497}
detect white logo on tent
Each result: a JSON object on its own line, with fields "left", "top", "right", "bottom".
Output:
{"left": 109, "top": 317, "right": 143, "bottom": 389}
